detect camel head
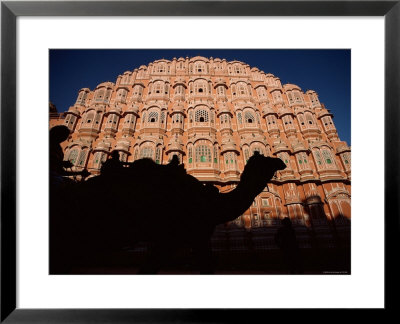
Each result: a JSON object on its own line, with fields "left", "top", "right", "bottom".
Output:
{"left": 240, "top": 151, "right": 286, "bottom": 194}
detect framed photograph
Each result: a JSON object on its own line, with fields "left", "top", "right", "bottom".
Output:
{"left": 1, "top": 0, "right": 398, "bottom": 322}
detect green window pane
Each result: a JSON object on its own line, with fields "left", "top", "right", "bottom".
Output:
{"left": 214, "top": 158, "right": 217, "bottom": 163}
{"left": 326, "top": 159, "right": 332, "bottom": 164}
{"left": 156, "top": 160, "right": 160, "bottom": 164}
{"left": 298, "top": 160, "right": 302, "bottom": 164}
{"left": 304, "top": 159, "right": 307, "bottom": 163}
{"left": 226, "top": 160, "right": 228, "bottom": 164}
{"left": 231, "top": 160, "right": 233, "bottom": 163}
{"left": 201, "top": 156, "right": 206, "bottom": 162}
{"left": 345, "top": 160, "right": 349, "bottom": 164}
{"left": 189, "top": 158, "right": 192, "bottom": 163}
{"left": 285, "top": 160, "right": 288, "bottom": 164}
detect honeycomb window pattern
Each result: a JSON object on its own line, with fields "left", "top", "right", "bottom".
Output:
{"left": 195, "top": 109, "right": 209, "bottom": 123}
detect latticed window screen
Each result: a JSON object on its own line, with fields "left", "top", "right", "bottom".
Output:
{"left": 238, "top": 85, "right": 247, "bottom": 95}
{"left": 94, "top": 152, "right": 101, "bottom": 165}
{"left": 244, "top": 111, "right": 255, "bottom": 123}
{"left": 298, "top": 114, "right": 305, "bottom": 126}
{"left": 322, "top": 149, "right": 333, "bottom": 164}
{"left": 140, "top": 147, "right": 154, "bottom": 159}
{"left": 278, "top": 152, "right": 290, "bottom": 165}
{"left": 214, "top": 147, "right": 218, "bottom": 163}
{"left": 314, "top": 150, "right": 323, "bottom": 165}
{"left": 195, "top": 145, "right": 211, "bottom": 162}
{"left": 77, "top": 150, "right": 87, "bottom": 166}
{"left": 68, "top": 149, "right": 79, "bottom": 164}
{"left": 153, "top": 82, "right": 163, "bottom": 94}
{"left": 93, "top": 152, "right": 106, "bottom": 168}
{"left": 94, "top": 113, "right": 102, "bottom": 126}
{"left": 305, "top": 113, "right": 314, "bottom": 125}
{"left": 342, "top": 152, "right": 350, "bottom": 164}
{"left": 161, "top": 112, "right": 165, "bottom": 124}
{"left": 85, "top": 112, "right": 94, "bottom": 124}
{"left": 195, "top": 110, "right": 209, "bottom": 122}
{"left": 244, "top": 148, "right": 249, "bottom": 162}
{"left": 267, "top": 115, "right": 275, "bottom": 125}
{"left": 155, "top": 148, "right": 161, "bottom": 164}
{"left": 294, "top": 91, "right": 302, "bottom": 102}
{"left": 188, "top": 147, "right": 193, "bottom": 163}
{"left": 107, "top": 114, "right": 118, "bottom": 125}
{"left": 148, "top": 111, "right": 159, "bottom": 123}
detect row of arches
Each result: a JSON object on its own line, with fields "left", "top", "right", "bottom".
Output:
{"left": 63, "top": 139, "right": 348, "bottom": 178}
{"left": 75, "top": 80, "right": 321, "bottom": 108}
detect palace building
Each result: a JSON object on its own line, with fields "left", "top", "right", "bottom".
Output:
{"left": 50, "top": 56, "right": 351, "bottom": 270}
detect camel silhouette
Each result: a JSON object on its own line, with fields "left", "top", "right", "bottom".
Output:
{"left": 50, "top": 151, "right": 286, "bottom": 274}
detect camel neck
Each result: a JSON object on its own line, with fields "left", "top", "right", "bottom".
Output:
{"left": 215, "top": 183, "right": 260, "bottom": 225}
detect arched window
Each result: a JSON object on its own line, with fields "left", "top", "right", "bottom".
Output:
{"left": 195, "top": 145, "right": 211, "bottom": 162}
{"left": 194, "top": 80, "right": 207, "bottom": 94}
{"left": 296, "top": 152, "right": 309, "bottom": 170}
{"left": 106, "top": 114, "right": 119, "bottom": 128}
{"left": 238, "top": 84, "right": 247, "bottom": 96}
{"left": 140, "top": 146, "right": 154, "bottom": 159}
{"left": 297, "top": 114, "right": 305, "bottom": 127}
{"left": 68, "top": 149, "right": 79, "bottom": 164}
{"left": 64, "top": 114, "right": 77, "bottom": 130}
{"left": 195, "top": 109, "right": 209, "bottom": 123}
{"left": 322, "top": 149, "right": 334, "bottom": 165}
{"left": 148, "top": 111, "right": 159, "bottom": 123}
{"left": 305, "top": 112, "right": 314, "bottom": 125}
{"left": 85, "top": 112, "right": 94, "bottom": 124}
{"left": 116, "top": 89, "right": 127, "bottom": 103}
{"left": 95, "top": 89, "right": 105, "bottom": 102}
{"left": 244, "top": 111, "right": 255, "bottom": 124}
{"left": 93, "top": 152, "right": 106, "bottom": 169}
{"left": 342, "top": 152, "right": 350, "bottom": 165}
{"left": 266, "top": 115, "right": 277, "bottom": 126}
{"left": 132, "top": 85, "right": 143, "bottom": 98}
{"left": 77, "top": 149, "right": 88, "bottom": 167}
{"left": 152, "top": 81, "right": 164, "bottom": 94}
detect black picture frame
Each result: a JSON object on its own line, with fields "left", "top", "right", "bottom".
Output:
{"left": 1, "top": 0, "right": 398, "bottom": 322}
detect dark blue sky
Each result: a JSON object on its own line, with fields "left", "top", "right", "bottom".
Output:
{"left": 50, "top": 49, "right": 350, "bottom": 145}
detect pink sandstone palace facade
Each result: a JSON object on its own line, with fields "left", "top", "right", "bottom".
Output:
{"left": 50, "top": 56, "right": 351, "bottom": 259}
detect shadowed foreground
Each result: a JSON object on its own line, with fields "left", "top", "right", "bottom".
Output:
{"left": 50, "top": 152, "right": 287, "bottom": 274}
